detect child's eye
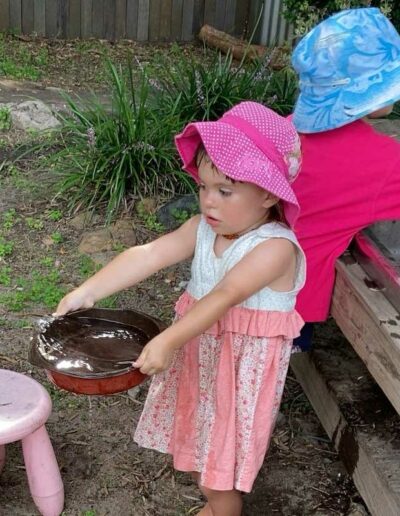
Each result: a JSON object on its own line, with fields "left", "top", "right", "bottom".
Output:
{"left": 219, "top": 189, "right": 232, "bottom": 197}
{"left": 198, "top": 184, "right": 206, "bottom": 191}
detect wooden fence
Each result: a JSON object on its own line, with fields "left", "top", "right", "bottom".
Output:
{"left": 0, "top": 0, "right": 291, "bottom": 44}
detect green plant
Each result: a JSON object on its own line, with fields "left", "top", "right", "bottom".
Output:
{"left": 171, "top": 208, "right": 194, "bottom": 225}
{"left": 0, "top": 106, "right": 11, "bottom": 131}
{"left": 0, "top": 238, "right": 14, "bottom": 258}
{"left": 2, "top": 208, "right": 17, "bottom": 230}
{"left": 25, "top": 216, "right": 44, "bottom": 230}
{"left": 40, "top": 256, "right": 54, "bottom": 267}
{"left": 47, "top": 209, "right": 63, "bottom": 221}
{"left": 136, "top": 201, "right": 164, "bottom": 233}
{"left": 79, "top": 255, "right": 101, "bottom": 278}
{"left": 51, "top": 231, "right": 63, "bottom": 244}
{"left": 155, "top": 49, "right": 296, "bottom": 124}
{"left": 282, "top": 1, "right": 397, "bottom": 35}
{"left": 29, "top": 59, "right": 185, "bottom": 222}
{"left": 0, "top": 266, "right": 11, "bottom": 286}
{"left": 0, "top": 35, "right": 48, "bottom": 80}
{"left": 0, "top": 269, "right": 66, "bottom": 311}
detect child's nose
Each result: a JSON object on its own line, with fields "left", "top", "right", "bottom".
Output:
{"left": 203, "top": 191, "right": 216, "bottom": 208}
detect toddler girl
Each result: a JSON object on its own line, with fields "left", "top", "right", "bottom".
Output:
{"left": 56, "top": 101, "right": 305, "bottom": 515}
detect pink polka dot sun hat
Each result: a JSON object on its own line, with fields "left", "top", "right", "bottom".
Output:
{"left": 174, "top": 101, "right": 301, "bottom": 228}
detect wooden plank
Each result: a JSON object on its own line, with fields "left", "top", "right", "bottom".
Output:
{"left": 332, "top": 258, "right": 400, "bottom": 415}
{"left": 45, "top": 0, "right": 57, "bottom": 37}
{"left": 159, "top": 0, "right": 171, "bottom": 41}
{"left": 148, "top": 0, "right": 160, "bottom": 41}
{"left": 234, "top": 0, "right": 248, "bottom": 37}
{"left": 33, "top": 0, "right": 45, "bottom": 36}
{"left": 58, "top": 0, "right": 68, "bottom": 38}
{"left": 126, "top": 0, "right": 138, "bottom": 39}
{"left": 192, "top": 0, "right": 203, "bottom": 37}
{"left": 103, "top": 0, "right": 115, "bottom": 40}
{"left": 21, "top": 0, "right": 34, "bottom": 35}
{"left": 67, "top": 0, "right": 81, "bottom": 38}
{"left": 9, "top": 0, "right": 22, "bottom": 33}
{"left": 136, "top": 0, "right": 148, "bottom": 41}
{"left": 290, "top": 341, "right": 400, "bottom": 516}
{"left": 215, "top": 0, "right": 225, "bottom": 30}
{"left": 170, "top": 0, "right": 182, "bottom": 41}
{"left": 0, "top": 0, "right": 10, "bottom": 31}
{"left": 115, "top": 0, "right": 126, "bottom": 40}
{"left": 224, "top": 0, "right": 236, "bottom": 34}
{"left": 204, "top": 0, "right": 216, "bottom": 26}
{"left": 181, "top": 0, "right": 193, "bottom": 41}
{"left": 92, "top": 0, "right": 104, "bottom": 38}
{"left": 81, "top": 0, "right": 92, "bottom": 38}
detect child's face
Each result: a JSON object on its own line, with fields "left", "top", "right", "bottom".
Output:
{"left": 197, "top": 159, "right": 277, "bottom": 236}
{"left": 367, "top": 104, "right": 394, "bottom": 119}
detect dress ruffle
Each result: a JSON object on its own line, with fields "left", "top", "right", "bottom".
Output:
{"left": 175, "top": 291, "right": 304, "bottom": 339}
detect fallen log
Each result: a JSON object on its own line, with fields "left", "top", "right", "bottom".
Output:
{"left": 198, "top": 24, "right": 290, "bottom": 69}
{"left": 198, "top": 24, "right": 266, "bottom": 62}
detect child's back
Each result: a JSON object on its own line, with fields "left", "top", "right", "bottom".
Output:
{"left": 290, "top": 7, "right": 400, "bottom": 326}
{"left": 293, "top": 119, "right": 400, "bottom": 321}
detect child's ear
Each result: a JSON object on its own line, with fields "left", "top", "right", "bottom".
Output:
{"left": 262, "top": 193, "right": 279, "bottom": 209}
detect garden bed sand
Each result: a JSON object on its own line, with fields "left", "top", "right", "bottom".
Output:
{"left": 0, "top": 144, "right": 367, "bottom": 516}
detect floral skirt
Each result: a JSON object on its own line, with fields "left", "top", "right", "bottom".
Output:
{"left": 134, "top": 292, "right": 303, "bottom": 493}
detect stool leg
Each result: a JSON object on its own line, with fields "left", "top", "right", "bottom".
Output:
{"left": 0, "top": 444, "right": 5, "bottom": 474}
{"left": 22, "top": 425, "right": 64, "bottom": 516}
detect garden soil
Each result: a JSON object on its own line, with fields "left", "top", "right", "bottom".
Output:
{"left": 0, "top": 38, "right": 372, "bottom": 515}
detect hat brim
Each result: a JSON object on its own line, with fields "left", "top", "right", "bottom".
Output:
{"left": 175, "top": 121, "right": 299, "bottom": 208}
{"left": 293, "top": 63, "right": 400, "bottom": 133}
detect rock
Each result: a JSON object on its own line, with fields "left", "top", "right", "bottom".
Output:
{"left": 157, "top": 194, "right": 199, "bottom": 230}
{"left": 69, "top": 211, "right": 101, "bottom": 230}
{"left": 78, "top": 228, "right": 113, "bottom": 254}
{"left": 127, "top": 385, "right": 144, "bottom": 400}
{"left": 109, "top": 219, "right": 136, "bottom": 247}
{"left": 8, "top": 100, "right": 61, "bottom": 131}
{"left": 346, "top": 502, "right": 369, "bottom": 516}
{"left": 136, "top": 197, "right": 157, "bottom": 215}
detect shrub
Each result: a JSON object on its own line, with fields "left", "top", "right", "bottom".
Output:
{"left": 154, "top": 48, "right": 298, "bottom": 124}
{"left": 28, "top": 59, "right": 190, "bottom": 222}
{"left": 282, "top": 1, "right": 398, "bottom": 35}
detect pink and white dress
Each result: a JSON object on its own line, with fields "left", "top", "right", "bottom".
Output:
{"left": 134, "top": 218, "right": 305, "bottom": 493}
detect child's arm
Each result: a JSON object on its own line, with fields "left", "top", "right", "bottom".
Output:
{"left": 55, "top": 215, "right": 200, "bottom": 315}
{"left": 134, "top": 237, "right": 297, "bottom": 375}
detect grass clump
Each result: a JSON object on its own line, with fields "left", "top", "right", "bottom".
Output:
{"left": 155, "top": 49, "right": 298, "bottom": 124}
{"left": 31, "top": 59, "right": 187, "bottom": 222}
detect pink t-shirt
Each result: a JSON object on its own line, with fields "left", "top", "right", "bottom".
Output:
{"left": 292, "top": 119, "right": 400, "bottom": 322}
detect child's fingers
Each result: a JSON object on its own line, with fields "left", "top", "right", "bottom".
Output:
{"left": 132, "top": 353, "right": 145, "bottom": 369}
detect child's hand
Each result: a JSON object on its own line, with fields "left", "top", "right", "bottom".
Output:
{"left": 133, "top": 337, "right": 175, "bottom": 376}
{"left": 53, "top": 288, "right": 94, "bottom": 317}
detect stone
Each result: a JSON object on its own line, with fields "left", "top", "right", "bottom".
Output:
{"left": 69, "top": 212, "right": 101, "bottom": 230}
{"left": 345, "top": 502, "right": 369, "bottom": 516}
{"left": 78, "top": 228, "right": 113, "bottom": 254}
{"left": 109, "top": 219, "right": 136, "bottom": 247}
{"left": 8, "top": 100, "right": 61, "bottom": 131}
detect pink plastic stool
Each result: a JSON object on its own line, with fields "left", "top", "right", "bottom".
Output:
{"left": 0, "top": 369, "right": 64, "bottom": 516}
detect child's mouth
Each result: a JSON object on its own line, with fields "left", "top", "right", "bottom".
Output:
{"left": 205, "top": 215, "right": 219, "bottom": 227}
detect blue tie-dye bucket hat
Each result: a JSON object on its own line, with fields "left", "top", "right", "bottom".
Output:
{"left": 291, "top": 8, "right": 400, "bottom": 133}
